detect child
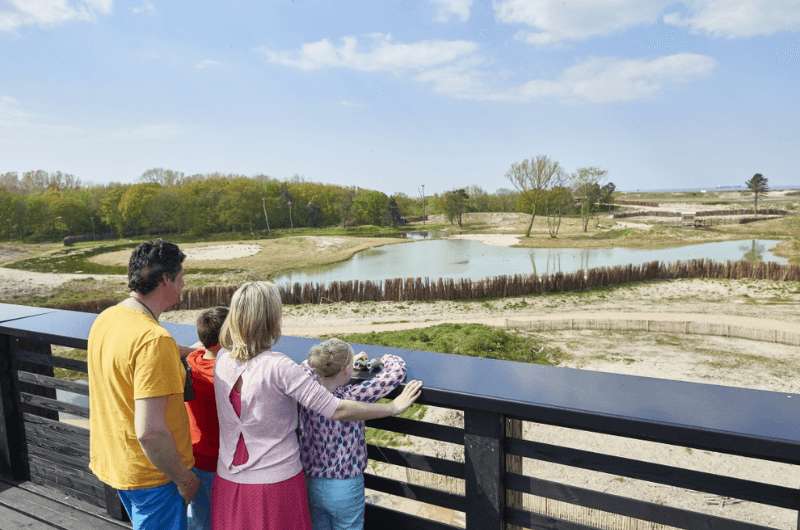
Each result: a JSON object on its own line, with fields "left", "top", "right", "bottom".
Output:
{"left": 299, "top": 338, "right": 407, "bottom": 530}
{"left": 185, "top": 306, "right": 228, "bottom": 530}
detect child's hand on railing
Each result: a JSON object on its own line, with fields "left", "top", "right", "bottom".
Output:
{"left": 390, "top": 380, "right": 423, "bottom": 415}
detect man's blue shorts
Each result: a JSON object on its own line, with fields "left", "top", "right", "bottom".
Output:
{"left": 118, "top": 481, "right": 187, "bottom": 530}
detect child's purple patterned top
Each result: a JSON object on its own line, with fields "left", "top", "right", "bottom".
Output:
{"left": 298, "top": 354, "right": 406, "bottom": 479}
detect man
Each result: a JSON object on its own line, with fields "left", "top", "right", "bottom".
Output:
{"left": 88, "top": 239, "right": 199, "bottom": 530}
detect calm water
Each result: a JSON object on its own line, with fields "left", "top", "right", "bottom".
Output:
{"left": 274, "top": 239, "right": 787, "bottom": 285}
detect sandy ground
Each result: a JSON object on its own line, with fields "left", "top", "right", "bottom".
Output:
{"left": 162, "top": 278, "right": 800, "bottom": 338}
{"left": 184, "top": 244, "right": 261, "bottom": 261}
{"left": 0, "top": 266, "right": 125, "bottom": 299}
{"left": 448, "top": 233, "right": 521, "bottom": 246}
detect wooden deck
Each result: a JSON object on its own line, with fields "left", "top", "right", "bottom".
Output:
{"left": 0, "top": 478, "right": 129, "bottom": 530}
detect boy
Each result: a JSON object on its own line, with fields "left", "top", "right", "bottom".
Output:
{"left": 185, "top": 306, "right": 228, "bottom": 530}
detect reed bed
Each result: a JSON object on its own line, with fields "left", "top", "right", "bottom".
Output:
{"left": 172, "top": 259, "right": 799, "bottom": 310}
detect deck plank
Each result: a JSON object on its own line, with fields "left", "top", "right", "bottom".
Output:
{"left": 0, "top": 479, "right": 129, "bottom": 529}
{"left": 0, "top": 504, "right": 52, "bottom": 529}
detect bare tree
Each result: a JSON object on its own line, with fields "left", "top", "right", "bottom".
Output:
{"left": 506, "top": 155, "right": 565, "bottom": 237}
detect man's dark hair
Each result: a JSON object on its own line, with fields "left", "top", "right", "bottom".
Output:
{"left": 128, "top": 239, "right": 186, "bottom": 295}
{"left": 196, "top": 306, "right": 229, "bottom": 348}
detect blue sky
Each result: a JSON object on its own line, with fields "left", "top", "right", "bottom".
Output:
{"left": 1, "top": 0, "right": 798, "bottom": 194}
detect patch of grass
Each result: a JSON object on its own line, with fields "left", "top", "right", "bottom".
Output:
{"left": 340, "top": 323, "right": 562, "bottom": 365}
{"left": 6, "top": 242, "right": 138, "bottom": 274}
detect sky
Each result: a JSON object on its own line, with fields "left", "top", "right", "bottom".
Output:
{"left": 0, "top": 0, "right": 798, "bottom": 194}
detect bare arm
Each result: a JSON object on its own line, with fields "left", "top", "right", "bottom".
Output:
{"left": 134, "top": 395, "right": 199, "bottom": 502}
{"left": 332, "top": 380, "right": 422, "bottom": 421}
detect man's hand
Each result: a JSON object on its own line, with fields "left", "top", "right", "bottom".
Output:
{"left": 390, "top": 380, "right": 423, "bottom": 415}
{"left": 176, "top": 470, "right": 200, "bottom": 503}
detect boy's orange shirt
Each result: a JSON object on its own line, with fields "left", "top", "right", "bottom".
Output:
{"left": 185, "top": 348, "right": 219, "bottom": 472}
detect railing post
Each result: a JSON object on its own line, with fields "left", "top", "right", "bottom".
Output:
{"left": 464, "top": 409, "right": 505, "bottom": 530}
{"left": 0, "top": 333, "right": 29, "bottom": 480}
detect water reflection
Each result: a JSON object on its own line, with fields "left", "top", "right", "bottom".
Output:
{"left": 274, "top": 239, "right": 787, "bottom": 285}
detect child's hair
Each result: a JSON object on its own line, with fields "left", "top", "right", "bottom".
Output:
{"left": 196, "top": 306, "right": 229, "bottom": 348}
{"left": 220, "top": 281, "right": 282, "bottom": 362}
{"left": 308, "top": 338, "right": 353, "bottom": 378}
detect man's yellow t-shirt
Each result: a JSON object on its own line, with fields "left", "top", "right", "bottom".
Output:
{"left": 88, "top": 304, "right": 194, "bottom": 490}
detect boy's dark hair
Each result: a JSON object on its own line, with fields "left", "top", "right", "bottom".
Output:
{"left": 128, "top": 239, "right": 186, "bottom": 295}
{"left": 196, "top": 306, "right": 229, "bottom": 348}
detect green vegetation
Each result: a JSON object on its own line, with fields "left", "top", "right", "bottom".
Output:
{"left": 6, "top": 242, "right": 137, "bottom": 274}
{"left": 340, "top": 323, "right": 562, "bottom": 365}
{"left": 345, "top": 323, "right": 561, "bottom": 448}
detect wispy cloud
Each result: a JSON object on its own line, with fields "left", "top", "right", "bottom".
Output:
{"left": 0, "top": 0, "right": 112, "bottom": 32}
{"left": 0, "top": 95, "right": 84, "bottom": 135}
{"left": 194, "top": 58, "right": 222, "bottom": 70}
{"left": 431, "top": 0, "right": 472, "bottom": 23}
{"left": 419, "top": 54, "right": 717, "bottom": 103}
{"left": 131, "top": 1, "right": 155, "bottom": 16}
{"left": 493, "top": 0, "right": 800, "bottom": 45}
{"left": 112, "top": 123, "right": 181, "bottom": 141}
{"left": 259, "top": 33, "right": 715, "bottom": 104}
{"left": 338, "top": 99, "right": 366, "bottom": 108}
{"left": 493, "top": 0, "right": 670, "bottom": 45}
{"left": 664, "top": 0, "right": 800, "bottom": 38}
{"left": 257, "top": 33, "right": 478, "bottom": 73}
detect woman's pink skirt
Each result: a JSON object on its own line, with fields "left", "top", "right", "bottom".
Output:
{"left": 211, "top": 471, "right": 312, "bottom": 530}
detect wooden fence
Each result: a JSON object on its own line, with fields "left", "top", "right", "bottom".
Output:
{"left": 176, "top": 259, "right": 798, "bottom": 309}
{"left": 58, "top": 260, "right": 798, "bottom": 312}
{"left": 506, "top": 317, "right": 800, "bottom": 347}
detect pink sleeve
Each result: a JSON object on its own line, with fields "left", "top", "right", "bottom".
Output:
{"left": 342, "top": 354, "right": 406, "bottom": 403}
{"left": 277, "top": 356, "right": 341, "bottom": 418}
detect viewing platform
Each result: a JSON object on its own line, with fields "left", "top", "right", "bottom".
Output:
{"left": 1, "top": 302, "right": 800, "bottom": 529}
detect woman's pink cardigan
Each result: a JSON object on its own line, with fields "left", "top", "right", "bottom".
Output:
{"left": 214, "top": 349, "right": 341, "bottom": 484}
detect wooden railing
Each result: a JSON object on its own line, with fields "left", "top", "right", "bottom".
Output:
{"left": 2, "top": 303, "right": 800, "bottom": 529}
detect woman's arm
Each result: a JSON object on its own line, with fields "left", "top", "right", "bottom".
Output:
{"left": 332, "top": 380, "right": 422, "bottom": 421}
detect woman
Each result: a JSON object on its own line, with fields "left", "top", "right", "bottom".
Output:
{"left": 211, "top": 281, "right": 422, "bottom": 530}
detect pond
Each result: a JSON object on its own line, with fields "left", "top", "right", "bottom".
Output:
{"left": 274, "top": 239, "right": 787, "bottom": 285}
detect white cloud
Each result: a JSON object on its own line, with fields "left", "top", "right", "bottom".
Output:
{"left": 493, "top": 0, "right": 669, "bottom": 45}
{"left": 194, "top": 59, "right": 222, "bottom": 70}
{"left": 431, "top": 0, "right": 472, "bottom": 23}
{"left": 131, "top": 0, "right": 155, "bottom": 16}
{"left": 257, "top": 33, "right": 478, "bottom": 73}
{"left": 420, "top": 53, "right": 716, "bottom": 103}
{"left": 493, "top": 0, "right": 800, "bottom": 44}
{"left": 664, "top": 0, "right": 800, "bottom": 38}
{"left": 259, "top": 34, "right": 714, "bottom": 104}
{"left": 0, "top": 0, "right": 112, "bottom": 32}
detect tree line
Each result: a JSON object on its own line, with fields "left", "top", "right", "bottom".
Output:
{"left": 0, "top": 159, "right": 622, "bottom": 242}
{"left": 0, "top": 169, "right": 530, "bottom": 242}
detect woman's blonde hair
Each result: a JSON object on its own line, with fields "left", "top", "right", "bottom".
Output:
{"left": 308, "top": 338, "right": 353, "bottom": 378}
{"left": 220, "top": 281, "right": 282, "bottom": 362}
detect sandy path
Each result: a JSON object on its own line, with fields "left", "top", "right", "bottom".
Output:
{"left": 0, "top": 266, "right": 123, "bottom": 299}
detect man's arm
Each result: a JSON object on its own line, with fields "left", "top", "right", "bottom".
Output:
{"left": 134, "top": 395, "right": 199, "bottom": 502}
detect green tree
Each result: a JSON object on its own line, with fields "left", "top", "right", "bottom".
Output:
{"left": 745, "top": 173, "right": 768, "bottom": 213}
{"left": 442, "top": 188, "right": 469, "bottom": 227}
{"left": 571, "top": 167, "right": 608, "bottom": 232}
{"left": 544, "top": 187, "right": 574, "bottom": 238}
